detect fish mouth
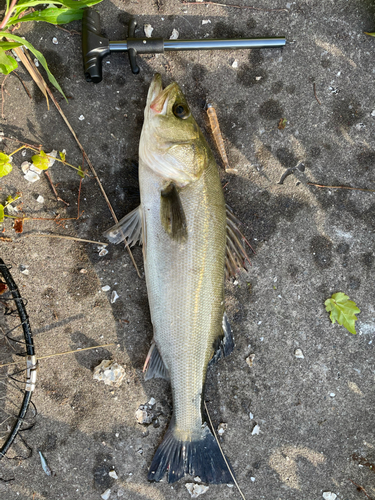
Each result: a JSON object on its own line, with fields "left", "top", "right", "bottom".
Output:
{"left": 147, "top": 74, "right": 178, "bottom": 115}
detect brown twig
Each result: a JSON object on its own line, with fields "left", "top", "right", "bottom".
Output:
{"left": 308, "top": 182, "right": 375, "bottom": 193}
{"left": 313, "top": 83, "right": 321, "bottom": 105}
{"left": 26, "top": 233, "right": 108, "bottom": 246}
{"left": 12, "top": 71, "right": 32, "bottom": 99}
{"left": 55, "top": 26, "right": 81, "bottom": 35}
{"left": 44, "top": 171, "right": 70, "bottom": 206}
{"left": 1, "top": 74, "right": 10, "bottom": 119}
{"left": 182, "top": 0, "right": 288, "bottom": 11}
{"left": 0, "top": 136, "right": 42, "bottom": 150}
{"left": 349, "top": 479, "right": 374, "bottom": 500}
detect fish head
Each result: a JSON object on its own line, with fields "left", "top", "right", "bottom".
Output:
{"left": 140, "top": 74, "right": 209, "bottom": 187}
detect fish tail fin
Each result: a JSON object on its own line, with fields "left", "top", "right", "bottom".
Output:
{"left": 148, "top": 422, "right": 234, "bottom": 484}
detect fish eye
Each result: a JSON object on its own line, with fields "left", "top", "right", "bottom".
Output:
{"left": 173, "top": 103, "right": 190, "bottom": 120}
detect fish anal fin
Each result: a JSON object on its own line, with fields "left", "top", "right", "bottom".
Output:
{"left": 210, "top": 312, "right": 234, "bottom": 365}
{"left": 160, "top": 182, "right": 187, "bottom": 242}
{"left": 143, "top": 342, "right": 170, "bottom": 381}
{"left": 225, "top": 204, "right": 252, "bottom": 278}
{"left": 103, "top": 205, "right": 143, "bottom": 246}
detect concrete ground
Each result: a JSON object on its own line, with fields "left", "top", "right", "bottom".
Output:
{"left": 0, "top": 0, "right": 374, "bottom": 499}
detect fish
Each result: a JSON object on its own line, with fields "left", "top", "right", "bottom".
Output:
{"left": 104, "top": 74, "right": 249, "bottom": 484}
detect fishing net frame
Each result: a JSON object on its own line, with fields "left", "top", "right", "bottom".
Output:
{"left": 0, "top": 258, "right": 37, "bottom": 460}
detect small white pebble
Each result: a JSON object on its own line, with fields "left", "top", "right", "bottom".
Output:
{"left": 217, "top": 423, "right": 227, "bottom": 436}
{"left": 148, "top": 397, "right": 156, "bottom": 406}
{"left": 101, "top": 489, "right": 111, "bottom": 500}
{"left": 101, "top": 285, "right": 111, "bottom": 292}
{"left": 52, "top": 37, "right": 58, "bottom": 45}
{"left": 111, "top": 291, "right": 119, "bottom": 304}
{"left": 294, "top": 348, "right": 304, "bottom": 359}
{"left": 255, "top": 76, "right": 262, "bottom": 81}
{"left": 250, "top": 477, "right": 255, "bottom": 482}
{"left": 33, "top": 58, "right": 39, "bottom": 67}
{"left": 144, "top": 24, "right": 154, "bottom": 38}
{"left": 36, "top": 195, "right": 44, "bottom": 204}
{"left": 252, "top": 424, "right": 261, "bottom": 435}
{"left": 246, "top": 354, "right": 255, "bottom": 367}
{"left": 21, "top": 149, "right": 26, "bottom": 156}
{"left": 202, "top": 19, "right": 211, "bottom": 25}
{"left": 24, "top": 170, "right": 40, "bottom": 183}
{"left": 170, "top": 28, "right": 179, "bottom": 40}
{"left": 21, "top": 161, "right": 31, "bottom": 173}
{"left": 231, "top": 60, "right": 238, "bottom": 68}
{"left": 79, "top": 115, "right": 85, "bottom": 121}
{"left": 99, "top": 247, "right": 108, "bottom": 257}
{"left": 108, "top": 470, "right": 118, "bottom": 479}
{"left": 194, "top": 476, "right": 201, "bottom": 483}
{"left": 330, "top": 393, "right": 335, "bottom": 398}
{"left": 249, "top": 412, "right": 254, "bottom": 420}
{"left": 370, "top": 110, "right": 375, "bottom": 117}
{"left": 80, "top": 269, "right": 87, "bottom": 274}
{"left": 322, "top": 493, "right": 337, "bottom": 500}
{"left": 20, "top": 268, "right": 29, "bottom": 275}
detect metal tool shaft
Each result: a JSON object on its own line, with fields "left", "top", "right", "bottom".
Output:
{"left": 164, "top": 38, "right": 286, "bottom": 51}
{"left": 109, "top": 37, "right": 286, "bottom": 53}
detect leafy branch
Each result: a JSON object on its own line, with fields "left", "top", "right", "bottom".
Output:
{"left": 0, "top": 0, "right": 103, "bottom": 98}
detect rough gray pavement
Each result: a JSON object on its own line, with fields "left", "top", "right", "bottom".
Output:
{"left": 0, "top": 1, "right": 374, "bottom": 499}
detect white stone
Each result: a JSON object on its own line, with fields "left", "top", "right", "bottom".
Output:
{"left": 170, "top": 29, "right": 179, "bottom": 40}
{"left": 202, "top": 20, "right": 211, "bottom": 25}
{"left": 93, "top": 360, "right": 125, "bottom": 387}
{"left": 185, "top": 483, "right": 209, "bottom": 498}
{"left": 36, "top": 195, "right": 44, "bottom": 204}
{"left": 294, "top": 348, "right": 304, "bottom": 359}
{"left": 24, "top": 170, "right": 40, "bottom": 183}
{"left": 135, "top": 408, "right": 153, "bottom": 424}
{"left": 109, "top": 470, "right": 118, "bottom": 479}
{"left": 232, "top": 60, "right": 238, "bottom": 68}
{"left": 252, "top": 424, "right": 261, "bottom": 435}
{"left": 322, "top": 493, "right": 337, "bottom": 500}
{"left": 144, "top": 24, "right": 154, "bottom": 38}
{"left": 101, "top": 285, "right": 110, "bottom": 292}
{"left": 246, "top": 354, "right": 255, "bottom": 367}
{"left": 21, "top": 161, "right": 31, "bottom": 173}
{"left": 98, "top": 247, "right": 108, "bottom": 257}
{"left": 79, "top": 115, "right": 85, "bottom": 121}
{"left": 52, "top": 37, "right": 58, "bottom": 45}
{"left": 148, "top": 397, "right": 156, "bottom": 406}
{"left": 371, "top": 110, "right": 375, "bottom": 117}
{"left": 217, "top": 423, "right": 227, "bottom": 436}
{"left": 110, "top": 291, "right": 119, "bottom": 304}
{"left": 101, "top": 489, "right": 111, "bottom": 500}
{"left": 330, "top": 393, "right": 336, "bottom": 398}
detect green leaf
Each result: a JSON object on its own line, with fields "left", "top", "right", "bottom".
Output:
{"left": 13, "top": 0, "right": 103, "bottom": 16}
{"left": 77, "top": 165, "right": 85, "bottom": 178}
{"left": 0, "top": 42, "right": 23, "bottom": 50}
{"left": 0, "top": 48, "right": 18, "bottom": 75}
{"left": 31, "top": 150, "right": 49, "bottom": 170}
{"left": 324, "top": 292, "right": 360, "bottom": 335}
{"left": 364, "top": 32, "right": 375, "bottom": 37}
{"left": 0, "top": 152, "right": 13, "bottom": 177}
{"left": 0, "top": 32, "right": 66, "bottom": 99}
{"left": 0, "top": 204, "right": 4, "bottom": 223}
{"left": 59, "top": 151, "right": 66, "bottom": 162}
{"left": 7, "top": 7, "right": 84, "bottom": 26}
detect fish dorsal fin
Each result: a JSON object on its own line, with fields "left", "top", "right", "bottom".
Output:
{"left": 160, "top": 182, "right": 187, "bottom": 242}
{"left": 143, "top": 342, "right": 170, "bottom": 381}
{"left": 103, "top": 205, "right": 143, "bottom": 246}
{"left": 209, "top": 312, "right": 234, "bottom": 365}
{"left": 225, "top": 205, "right": 252, "bottom": 278}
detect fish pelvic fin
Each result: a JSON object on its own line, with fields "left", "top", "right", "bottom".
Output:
{"left": 210, "top": 311, "right": 234, "bottom": 365}
{"left": 160, "top": 182, "right": 187, "bottom": 242}
{"left": 103, "top": 205, "right": 143, "bottom": 246}
{"left": 225, "top": 204, "right": 253, "bottom": 278}
{"left": 148, "top": 421, "right": 234, "bottom": 484}
{"left": 143, "top": 342, "right": 170, "bottom": 381}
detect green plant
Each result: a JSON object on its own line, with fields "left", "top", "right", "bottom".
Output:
{"left": 0, "top": 0, "right": 102, "bottom": 97}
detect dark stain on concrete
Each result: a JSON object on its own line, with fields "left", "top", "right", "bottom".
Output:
{"left": 310, "top": 146, "right": 321, "bottom": 158}
{"left": 70, "top": 332, "right": 112, "bottom": 370}
{"left": 93, "top": 453, "right": 114, "bottom": 490}
{"left": 275, "top": 147, "right": 299, "bottom": 169}
{"left": 332, "top": 97, "right": 363, "bottom": 130}
{"left": 348, "top": 276, "right": 361, "bottom": 290}
{"left": 259, "top": 99, "right": 283, "bottom": 120}
{"left": 336, "top": 243, "right": 349, "bottom": 254}
{"left": 271, "top": 81, "right": 283, "bottom": 94}
{"left": 362, "top": 252, "right": 374, "bottom": 268}
{"left": 237, "top": 50, "right": 267, "bottom": 87}
{"left": 310, "top": 235, "right": 333, "bottom": 268}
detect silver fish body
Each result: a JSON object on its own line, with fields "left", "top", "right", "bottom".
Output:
{"left": 105, "top": 74, "right": 248, "bottom": 483}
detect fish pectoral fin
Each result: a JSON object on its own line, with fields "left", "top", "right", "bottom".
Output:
{"left": 103, "top": 205, "right": 143, "bottom": 246}
{"left": 143, "top": 342, "right": 170, "bottom": 381}
{"left": 210, "top": 312, "right": 234, "bottom": 365}
{"left": 160, "top": 182, "right": 187, "bottom": 242}
{"left": 225, "top": 204, "right": 252, "bottom": 278}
